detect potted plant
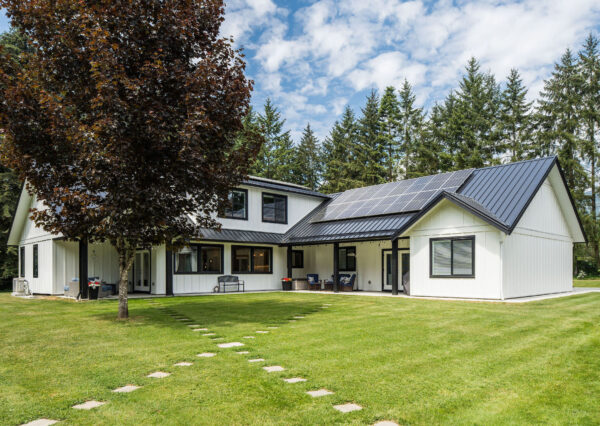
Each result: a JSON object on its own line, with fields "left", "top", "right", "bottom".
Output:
{"left": 88, "top": 278, "right": 101, "bottom": 300}
{"left": 281, "top": 277, "right": 292, "bottom": 291}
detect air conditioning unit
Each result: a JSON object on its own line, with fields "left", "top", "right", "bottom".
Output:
{"left": 12, "top": 278, "right": 31, "bottom": 296}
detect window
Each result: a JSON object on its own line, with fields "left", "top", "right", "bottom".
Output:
{"left": 292, "top": 250, "right": 304, "bottom": 268}
{"left": 33, "top": 245, "right": 38, "bottom": 278}
{"left": 222, "top": 189, "right": 248, "bottom": 220}
{"left": 338, "top": 247, "right": 356, "bottom": 271}
{"left": 174, "top": 244, "right": 223, "bottom": 274}
{"left": 430, "top": 236, "right": 475, "bottom": 278}
{"left": 262, "top": 193, "right": 287, "bottom": 224}
{"left": 232, "top": 246, "right": 273, "bottom": 274}
{"left": 19, "top": 246, "right": 24, "bottom": 277}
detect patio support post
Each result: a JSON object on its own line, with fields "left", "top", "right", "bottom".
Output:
{"left": 287, "top": 245, "right": 293, "bottom": 279}
{"left": 166, "top": 248, "right": 173, "bottom": 296}
{"left": 391, "top": 239, "right": 399, "bottom": 295}
{"left": 78, "top": 238, "right": 89, "bottom": 299}
{"left": 333, "top": 242, "right": 339, "bottom": 293}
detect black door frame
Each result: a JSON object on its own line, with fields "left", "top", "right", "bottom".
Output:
{"left": 381, "top": 248, "right": 409, "bottom": 292}
{"left": 130, "top": 248, "right": 152, "bottom": 294}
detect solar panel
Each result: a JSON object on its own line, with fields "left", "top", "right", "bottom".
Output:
{"left": 312, "top": 169, "right": 474, "bottom": 223}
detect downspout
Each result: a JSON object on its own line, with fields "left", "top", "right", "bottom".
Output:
{"left": 499, "top": 232, "right": 505, "bottom": 301}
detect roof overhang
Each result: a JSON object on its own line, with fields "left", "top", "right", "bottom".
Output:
{"left": 547, "top": 163, "right": 586, "bottom": 243}
{"left": 7, "top": 183, "right": 31, "bottom": 246}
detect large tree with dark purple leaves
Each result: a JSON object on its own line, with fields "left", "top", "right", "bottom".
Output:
{"left": 0, "top": 0, "right": 261, "bottom": 318}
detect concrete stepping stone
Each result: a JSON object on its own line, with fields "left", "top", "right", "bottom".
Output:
{"left": 202, "top": 333, "right": 216, "bottom": 336}
{"left": 177, "top": 318, "right": 191, "bottom": 321}
{"left": 211, "top": 337, "right": 224, "bottom": 341}
{"left": 188, "top": 325, "right": 203, "bottom": 328}
{"left": 333, "top": 403, "right": 362, "bottom": 413}
{"left": 307, "top": 389, "right": 334, "bottom": 397}
{"left": 174, "top": 362, "right": 193, "bottom": 366}
{"left": 147, "top": 371, "right": 171, "bottom": 378}
{"left": 197, "top": 352, "right": 216, "bottom": 358}
{"left": 218, "top": 342, "right": 244, "bottom": 348}
{"left": 248, "top": 358, "right": 265, "bottom": 363}
{"left": 72, "top": 400, "right": 106, "bottom": 410}
{"left": 283, "top": 377, "right": 307, "bottom": 383}
{"left": 21, "top": 419, "right": 59, "bottom": 426}
{"left": 236, "top": 351, "right": 250, "bottom": 354}
{"left": 373, "top": 422, "right": 399, "bottom": 426}
{"left": 263, "top": 365, "right": 285, "bottom": 372}
{"left": 289, "top": 320, "right": 297, "bottom": 322}
{"left": 267, "top": 326, "right": 279, "bottom": 329}
{"left": 323, "top": 303, "right": 332, "bottom": 306}
{"left": 113, "top": 385, "right": 141, "bottom": 393}
{"left": 256, "top": 330, "right": 269, "bottom": 334}
{"left": 293, "top": 316, "right": 305, "bottom": 319}
{"left": 243, "top": 336, "right": 255, "bottom": 339}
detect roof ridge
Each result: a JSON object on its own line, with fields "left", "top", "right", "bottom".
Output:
{"left": 473, "top": 156, "right": 556, "bottom": 172}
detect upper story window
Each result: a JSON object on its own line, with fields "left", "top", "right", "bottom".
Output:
{"left": 338, "top": 247, "right": 356, "bottom": 271}
{"left": 262, "top": 193, "right": 287, "bottom": 224}
{"left": 33, "top": 244, "right": 38, "bottom": 278}
{"left": 430, "top": 236, "right": 475, "bottom": 278}
{"left": 222, "top": 189, "right": 248, "bottom": 220}
{"left": 174, "top": 244, "right": 224, "bottom": 274}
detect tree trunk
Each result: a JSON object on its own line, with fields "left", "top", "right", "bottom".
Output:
{"left": 116, "top": 242, "right": 135, "bottom": 320}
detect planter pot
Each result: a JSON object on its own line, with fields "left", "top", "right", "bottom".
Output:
{"left": 89, "top": 287, "right": 99, "bottom": 300}
{"left": 282, "top": 281, "right": 292, "bottom": 291}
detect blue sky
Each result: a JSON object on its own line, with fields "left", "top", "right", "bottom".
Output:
{"left": 2, "top": 1, "right": 600, "bottom": 141}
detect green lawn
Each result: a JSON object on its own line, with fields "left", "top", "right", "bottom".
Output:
{"left": 1, "top": 292, "right": 600, "bottom": 425}
{"left": 573, "top": 278, "right": 600, "bottom": 287}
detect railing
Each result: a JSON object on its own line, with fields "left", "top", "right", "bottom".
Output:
{"left": 12, "top": 278, "right": 31, "bottom": 296}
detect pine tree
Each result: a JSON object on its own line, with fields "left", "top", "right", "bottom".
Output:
{"left": 252, "top": 99, "right": 287, "bottom": 179}
{"left": 398, "top": 80, "right": 425, "bottom": 178}
{"left": 428, "top": 93, "right": 461, "bottom": 172}
{"left": 356, "top": 90, "right": 386, "bottom": 186}
{"left": 378, "top": 86, "right": 401, "bottom": 181}
{"left": 499, "top": 69, "right": 533, "bottom": 161}
{"left": 293, "top": 123, "right": 321, "bottom": 190}
{"left": 578, "top": 34, "right": 600, "bottom": 268}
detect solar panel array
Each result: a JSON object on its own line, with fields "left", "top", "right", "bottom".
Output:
{"left": 311, "top": 169, "right": 474, "bottom": 223}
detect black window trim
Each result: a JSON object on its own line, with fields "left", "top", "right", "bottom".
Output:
{"left": 231, "top": 245, "right": 274, "bottom": 274}
{"left": 292, "top": 250, "right": 304, "bottom": 269}
{"left": 221, "top": 188, "right": 249, "bottom": 221}
{"left": 173, "top": 243, "right": 225, "bottom": 275}
{"left": 33, "top": 244, "right": 38, "bottom": 278}
{"left": 19, "top": 246, "right": 25, "bottom": 278}
{"left": 338, "top": 246, "right": 357, "bottom": 272}
{"left": 429, "top": 235, "right": 475, "bottom": 278}
{"left": 261, "top": 192, "right": 288, "bottom": 224}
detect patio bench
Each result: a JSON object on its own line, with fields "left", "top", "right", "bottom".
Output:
{"left": 216, "top": 275, "right": 245, "bottom": 293}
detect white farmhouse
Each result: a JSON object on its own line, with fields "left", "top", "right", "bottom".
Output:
{"left": 8, "top": 156, "right": 585, "bottom": 300}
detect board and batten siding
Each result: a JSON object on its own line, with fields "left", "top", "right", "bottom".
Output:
{"left": 408, "top": 200, "right": 503, "bottom": 299}
{"left": 502, "top": 175, "right": 573, "bottom": 299}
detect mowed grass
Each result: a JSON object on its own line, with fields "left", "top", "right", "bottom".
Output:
{"left": 573, "top": 278, "right": 600, "bottom": 287}
{"left": 1, "top": 292, "right": 600, "bottom": 425}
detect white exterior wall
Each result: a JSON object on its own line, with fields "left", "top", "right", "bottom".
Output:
{"left": 152, "top": 245, "right": 166, "bottom": 295}
{"left": 54, "top": 240, "right": 78, "bottom": 294}
{"left": 408, "top": 201, "right": 503, "bottom": 299}
{"left": 502, "top": 178, "right": 573, "bottom": 298}
{"left": 217, "top": 185, "right": 323, "bottom": 233}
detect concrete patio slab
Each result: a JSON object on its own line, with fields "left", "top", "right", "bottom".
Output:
{"left": 21, "top": 419, "right": 59, "bottom": 426}
{"left": 263, "top": 365, "right": 285, "bottom": 372}
{"left": 197, "top": 352, "right": 216, "bottom": 357}
{"left": 113, "top": 385, "right": 141, "bottom": 393}
{"left": 333, "top": 403, "right": 362, "bottom": 413}
{"left": 307, "top": 389, "right": 334, "bottom": 397}
{"left": 72, "top": 400, "right": 106, "bottom": 410}
{"left": 248, "top": 358, "right": 265, "bottom": 363}
{"left": 147, "top": 372, "right": 171, "bottom": 378}
{"left": 283, "top": 377, "right": 307, "bottom": 383}
{"left": 218, "top": 342, "right": 244, "bottom": 348}
{"left": 174, "top": 362, "right": 193, "bottom": 366}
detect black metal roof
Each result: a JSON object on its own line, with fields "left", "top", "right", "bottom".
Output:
{"left": 244, "top": 176, "right": 329, "bottom": 199}
{"left": 282, "top": 156, "right": 582, "bottom": 245}
{"left": 195, "top": 228, "right": 284, "bottom": 245}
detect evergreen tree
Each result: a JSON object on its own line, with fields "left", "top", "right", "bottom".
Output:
{"left": 428, "top": 93, "right": 461, "bottom": 172}
{"left": 378, "top": 86, "right": 401, "bottom": 181}
{"left": 293, "top": 123, "right": 321, "bottom": 190}
{"left": 356, "top": 90, "right": 386, "bottom": 186}
{"left": 499, "top": 69, "right": 533, "bottom": 161}
{"left": 272, "top": 131, "right": 296, "bottom": 182}
{"left": 398, "top": 80, "right": 425, "bottom": 178}
{"left": 578, "top": 34, "right": 600, "bottom": 268}
{"left": 252, "top": 99, "right": 288, "bottom": 179}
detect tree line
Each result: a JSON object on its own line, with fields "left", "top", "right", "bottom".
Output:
{"left": 248, "top": 34, "right": 600, "bottom": 271}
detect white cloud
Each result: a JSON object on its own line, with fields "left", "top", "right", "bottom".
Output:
{"left": 347, "top": 51, "right": 427, "bottom": 91}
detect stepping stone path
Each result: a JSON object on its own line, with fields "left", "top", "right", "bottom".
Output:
{"left": 147, "top": 372, "right": 171, "bottom": 379}
{"left": 218, "top": 342, "right": 244, "bottom": 348}
{"left": 333, "top": 403, "right": 362, "bottom": 413}
{"left": 174, "top": 362, "right": 193, "bottom": 367}
{"left": 21, "top": 419, "right": 59, "bottom": 426}
{"left": 307, "top": 389, "right": 334, "bottom": 397}
{"left": 113, "top": 385, "right": 141, "bottom": 393}
{"left": 236, "top": 351, "right": 250, "bottom": 354}
{"left": 373, "top": 422, "right": 399, "bottom": 426}
{"left": 197, "top": 353, "right": 216, "bottom": 358}
{"left": 263, "top": 365, "right": 285, "bottom": 372}
{"left": 283, "top": 377, "right": 307, "bottom": 383}
{"left": 256, "top": 330, "right": 269, "bottom": 334}
{"left": 248, "top": 358, "right": 265, "bottom": 363}
{"left": 203, "top": 333, "right": 216, "bottom": 336}
{"left": 72, "top": 400, "right": 106, "bottom": 410}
